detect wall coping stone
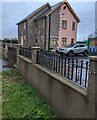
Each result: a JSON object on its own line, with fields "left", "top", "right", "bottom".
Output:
{"left": 34, "top": 64, "right": 87, "bottom": 97}
{"left": 16, "top": 44, "right": 22, "bottom": 47}
{"left": 18, "top": 55, "right": 32, "bottom": 64}
{"left": 89, "top": 56, "right": 97, "bottom": 61}
{"left": 31, "top": 46, "right": 41, "bottom": 50}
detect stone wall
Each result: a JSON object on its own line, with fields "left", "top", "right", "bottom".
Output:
{"left": 45, "top": 8, "right": 60, "bottom": 50}
{"left": 1, "top": 43, "right": 17, "bottom": 65}
{"left": 26, "top": 6, "right": 50, "bottom": 48}
{"left": 18, "top": 5, "right": 50, "bottom": 48}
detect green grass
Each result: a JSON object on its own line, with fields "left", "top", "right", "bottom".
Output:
{"left": 2, "top": 69, "right": 55, "bottom": 119}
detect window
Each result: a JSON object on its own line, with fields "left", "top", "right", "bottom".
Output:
{"left": 62, "top": 38, "right": 67, "bottom": 46}
{"left": 63, "top": 6, "right": 66, "bottom": 9}
{"left": 62, "top": 20, "right": 67, "bottom": 29}
{"left": 71, "top": 38, "right": 74, "bottom": 44}
{"left": 24, "top": 23, "right": 26, "bottom": 30}
{"left": 80, "top": 44, "right": 85, "bottom": 47}
{"left": 35, "top": 22, "right": 38, "bottom": 28}
{"left": 72, "top": 22, "right": 75, "bottom": 30}
{"left": 74, "top": 45, "right": 80, "bottom": 48}
{"left": 36, "top": 39, "right": 38, "bottom": 43}
{"left": 51, "top": 40, "right": 56, "bottom": 45}
{"left": 51, "top": 37, "right": 57, "bottom": 46}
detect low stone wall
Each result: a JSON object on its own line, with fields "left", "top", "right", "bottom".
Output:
{"left": 7, "top": 50, "right": 17, "bottom": 65}
{"left": 1, "top": 43, "right": 17, "bottom": 65}
{"left": 17, "top": 51, "right": 96, "bottom": 118}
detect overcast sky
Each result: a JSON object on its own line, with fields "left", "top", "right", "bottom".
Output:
{"left": 1, "top": 1, "right": 95, "bottom": 41}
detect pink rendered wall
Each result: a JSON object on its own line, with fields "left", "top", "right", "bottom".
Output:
{"left": 58, "top": 3, "right": 78, "bottom": 48}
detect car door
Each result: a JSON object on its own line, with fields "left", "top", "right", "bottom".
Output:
{"left": 73, "top": 45, "right": 81, "bottom": 53}
{"left": 79, "top": 44, "right": 86, "bottom": 52}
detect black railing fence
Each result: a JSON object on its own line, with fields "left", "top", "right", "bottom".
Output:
{"left": 89, "top": 47, "right": 97, "bottom": 55}
{"left": 20, "top": 47, "right": 32, "bottom": 59}
{"left": 37, "top": 51, "right": 89, "bottom": 88}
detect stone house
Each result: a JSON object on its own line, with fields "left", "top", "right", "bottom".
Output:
{"left": 17, "top": 1, "right": 80, "bottom": 50}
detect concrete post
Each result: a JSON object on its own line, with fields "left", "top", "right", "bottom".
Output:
{"left": 5, "top": 44, "right": 9, "bottom": 59}
{"left": 16, "top": 44, "right": 22, "bottom": 66}
{"left": 16, "top": 44, "right": 22, "bottom": 56}
{"left": 31, "top": 46, "right": 41, "bottom": 64}
{"left": 88, "top": 56, "right": 97, "bottom": 119}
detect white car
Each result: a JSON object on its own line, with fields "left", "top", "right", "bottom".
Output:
{"left": 56, "top": 44, "right": 89, "bottom": 57}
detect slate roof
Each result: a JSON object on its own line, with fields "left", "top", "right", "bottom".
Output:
{"left": 16, "top": 2, "right": 51, "bottom": 25}
{"left": 17, "top": 1, "right": 80, "bottom": 25}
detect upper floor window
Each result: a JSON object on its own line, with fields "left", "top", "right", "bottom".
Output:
{"left": 62, "top": 38, "right": 67, "bottom": 46}
{"left": 72, "top": 22, "right": 75, "bottom": 30}
{"left": 62, "top": 20, "right": 67, "bottom": 29}
{"left": 24, "top": 23, "right": 26, "bottom": 30}
{"left": 35, "top": 22, "right": 38, "bottom": 28}
{"left": 36, "top": 39, "right": 38, "bottom": 43}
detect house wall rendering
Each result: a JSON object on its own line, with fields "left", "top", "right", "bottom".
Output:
{"left": 58, "top": 3, "right": 77, "bottom": 48}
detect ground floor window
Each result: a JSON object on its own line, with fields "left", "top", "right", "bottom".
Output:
{"left": 51, "top": 36, "right": 58, "bottom": 46}
{"left": 71, "top": 38, "right": 74, "bottom": 44}
{"left": 62, "top": 38, "right": 67, "bottom": 46}
{"left": 23, "top": 36, "right": 26, "bottom": 45}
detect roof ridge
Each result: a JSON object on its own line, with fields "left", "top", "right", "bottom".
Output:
{"left": 51, "top": 2, "right": 62, "bottom": 8}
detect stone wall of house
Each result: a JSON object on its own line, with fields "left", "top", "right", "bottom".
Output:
{"left": 45, "top": 16, "right": 49, "bottom": 50}
{"left": 18, "top": 5, "right": 50, "bottom": 48}
{"left": 27, "top": 6, "right": 50, "bottom": 48}
{"left": 50, "top": 8, "right": 60, "bottom": 49}
{"left": 18, "top": 22, "right": 27, "bottom": 46}
{"left": 35, "top": 19, "right": 45, "bottom": 49}
{"left": 45, "top": 8, "right": 60, "bottom": 50}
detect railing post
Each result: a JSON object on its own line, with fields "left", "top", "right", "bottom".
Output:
{"left": 16, "top": 44, "right": 22, "bottom": 67}
{"left": 31, "top": 47, "right": 41, "bottom": 64}
{"left": 5, "top": 43, "right": 9, "bottom": 59}
{"left": 16, "top": 44, "right": 22, "bottom": 56}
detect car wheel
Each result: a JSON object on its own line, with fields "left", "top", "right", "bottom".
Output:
{"left": 83, "top": 50, "right": 88, "bottom": 56}
{"left": 68, "top": 51, "right": 73, "bottom": 57}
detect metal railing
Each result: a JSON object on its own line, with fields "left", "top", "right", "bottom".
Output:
{"left": 20, "top": 47, "right": 32, "bottom": 59}
{"left": 89, "top": 48, "right": 97, "bottom": 55}
{"left": 37, "top": 51, "right": 89, "bottom": 88}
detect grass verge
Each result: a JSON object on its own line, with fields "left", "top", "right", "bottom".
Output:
{"left": 2, "top": 69, "right": 55, "bottom": 119}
